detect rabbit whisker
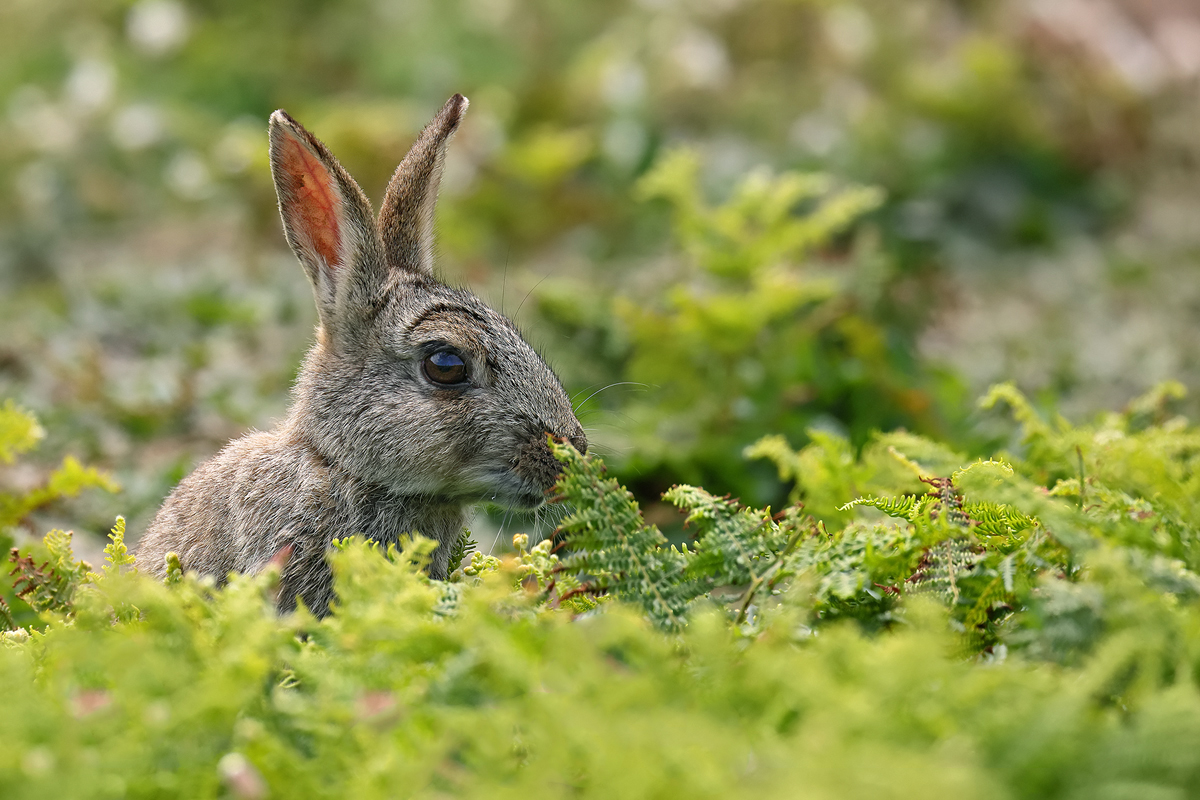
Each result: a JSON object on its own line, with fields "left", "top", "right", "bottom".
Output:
{"left": 491, "top": 505, "right": 515, "bottom": 555}
{"left": 578, "top": 411, "right": 639, "bottom": 428}
{"left": 500, "top": 247, "right": 510, "bottom": 312}
{"left": 515, "top": 273, "right": 552, "bottom": 321}
{"left": 570, "top": 382, "right": 604, "bottom": 406}
{"left": 572, "top": 382, "right": 650, "bottom": 415}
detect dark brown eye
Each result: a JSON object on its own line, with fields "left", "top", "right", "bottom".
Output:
{"left": 423, "top": 350, "right": 466, "bottom": 385}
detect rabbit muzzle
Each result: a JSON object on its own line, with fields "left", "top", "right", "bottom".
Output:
{"left": 507, "top": 427, "right": 587, "bottom": 508}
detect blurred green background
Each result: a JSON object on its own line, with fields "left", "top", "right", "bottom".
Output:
{"left": 2, "top": 0, "right": 1199, "bottom": 554}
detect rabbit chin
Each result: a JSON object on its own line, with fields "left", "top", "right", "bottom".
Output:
{"left": 457, "top": 470, "right": 552, "bottom": 511}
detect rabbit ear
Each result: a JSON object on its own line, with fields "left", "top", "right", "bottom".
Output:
{"left": 378, "top": 94, "right": 468, "bottom": 278}
{"left": 269, "top": 110, "right": 386, "bottom": 331}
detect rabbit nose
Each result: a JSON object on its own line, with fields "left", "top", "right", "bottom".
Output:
{"left": 567, "top": 425, "right": 588, "bottom": 455}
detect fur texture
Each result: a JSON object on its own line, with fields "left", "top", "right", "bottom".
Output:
{"left": 137, "top": 95, "right": 586, "bottom": 614}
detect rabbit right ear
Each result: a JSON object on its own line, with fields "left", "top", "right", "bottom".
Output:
{"left": 378, "top": 94, "right": 468, "bottom": 278}
{"left": 269, "top": 111, "right": 386, "bottom": 334}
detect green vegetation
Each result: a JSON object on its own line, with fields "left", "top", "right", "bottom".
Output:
{"left": 5, "top": 382, "right": 1200, "bottom": 796}
{"left": 3, "top": 1, "right": 1200, "bottom": 795}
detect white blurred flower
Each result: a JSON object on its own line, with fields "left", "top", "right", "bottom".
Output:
{"left": 825, "top": 4, "right": 875, "bottom": 62}
{"left": 14, "top": 162, "right": 58, "bottom": 214}
{"left": 8, "top": 86, "right": 77, "bottom": 154}
{"left": 464, "top": 0, "right": 513, "bottom": 29}
{"left": 217, "top": 753, "right": 267, "bottom": 800}
{"left": 789, "top": 113, "right": 839, "bottom": 156}
{"left": 602, "top": 59, "right": 647, "bottom": 109}
{"left": 165, "top": 151, "right": 213, "bottom": 199}
{"left": 127, "top": 0, "right": 190, "bottom": 57}
{"left": 671, "top": 27, "right": 729, "bottom": 88}
{"left": 603, "top": 118, "right": 648, "bottom": 168}
{"left": 66, "top": 58, "right": 116, "bottom": 111}
{"left": 111, "top": 104, "right": 163, "bottom": 150}
{"left": 212, "top": 119, "right": 260, "bottom": 174}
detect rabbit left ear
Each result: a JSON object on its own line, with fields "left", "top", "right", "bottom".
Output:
{"left": 269, "top": 110, "right": 386, "bottom": 333}
{"left": 378, "top": 94, "right": 468, "bottom": 278}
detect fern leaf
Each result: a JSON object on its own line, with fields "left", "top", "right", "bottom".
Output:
{"left": 743, "top": 435, "right": 803, "bottom": 486}
{"left": 10, "top": 530, "right": 89, "bottom": 616}
{"left": 979, "top": 383, "right": 1053, "bottom": 444}
{"left": 551, "top": 441, "right": 695, "bottom": 631}
{"left": 840, "top": 494, "right": 919, "bottom": 521}
{"left": 446, "top": 529, "right": 473, "bottom": 576}
{"left": 963, "top": 501, "right": 1038, "bottom": 540}
{"left": 0, "top": 596, "right": 16, "bottom": 632}
{"left": 907, "top": 539, "right": 982, "bottom": 605}
{"left": 100, "top": 516, "right": 136, "bottom": 576}
{"left": 664, "top": 484, "right": 790, "bottom": 588}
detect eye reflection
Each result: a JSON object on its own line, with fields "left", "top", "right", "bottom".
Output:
{"left": 423, "top": 350, "right": 467, "bottom": 385}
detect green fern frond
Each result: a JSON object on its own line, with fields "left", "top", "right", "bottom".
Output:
{"left": 840, "top": 494, "right": 919, "bottom": 521}
{"left": 0, "top": 456, "right": 119, "bottom": 531}
{"left": 962, "top": 501, "right": 1038, "bottom": 540}
{"left": 459, "top": 550, "right": 501, "bottom": 579}
{"left": 743, "top": 434, "right": 804, "bottom": 487}
{"left": 1125, "top": 380, "right": 1186, "bottom": 425}
{"left": 102, "top": 516, "right": 136, "bottom": 576}
{"left": 979, "top": 383, "right": 1054, "bottom": 444}
{"left": 962, "top": 574, "right": 1016, "bottom": 652}
{"left": 10, "top": 530, "right": 90, "bottom": 616}
{"left": 664, "top": 484, "right": 790, "bottom": 588}
{"left": 446, "top": 529, "right": 473, "bottom": 576}
{"left": 551, "top": 441, "right": 695, "bottom": 631}
{"left": 875, "top": 430, "right": 967, "bottom": 478}
{"left": 908, "top": 538, "right": 982, "bottom": 606}
{"left": 0, "top": 596, "right": 17, "bottom": 632}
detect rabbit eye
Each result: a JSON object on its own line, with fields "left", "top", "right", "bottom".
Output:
{"left": 423, "top": 350, "right": 467, "bottom": 385}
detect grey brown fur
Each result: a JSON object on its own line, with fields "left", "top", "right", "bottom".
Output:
{"left": 137, "top": 95, "right": 586, "bottom": 615}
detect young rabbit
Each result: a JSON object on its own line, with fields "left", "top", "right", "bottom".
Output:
{"left": 137, "top": 95, "right": 587, "bottom": 614}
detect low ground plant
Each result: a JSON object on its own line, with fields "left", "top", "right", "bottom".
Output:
{"left": 4, "top": 383, "right": 1200, "bottom": 797}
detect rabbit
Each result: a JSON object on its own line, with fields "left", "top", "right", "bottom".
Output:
{"left": 136, "top": 94, "right": 587, "bottom": 615}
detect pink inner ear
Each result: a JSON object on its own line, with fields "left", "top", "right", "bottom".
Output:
{"left": 279, "top": 135, "right": 342, "bottom": 270}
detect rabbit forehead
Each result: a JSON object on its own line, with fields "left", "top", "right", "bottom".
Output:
{"left": 386, "top": 284, "right": 525, "bottom": 351}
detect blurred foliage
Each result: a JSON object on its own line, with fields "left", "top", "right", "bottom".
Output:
{"left": 0, "top": 400, "right": 118, "bottom": 629}
{"left": 1, "top": 0, "right": 1198, "bottom": 539}
{"left": 585, "top": 149, "right": 952, "bottom": 500}
{"left": 3, "top": 1, "right": 1200, "bottom": 791}
{"left": 7, "top": 384, "right": 1200, "bottom": 796}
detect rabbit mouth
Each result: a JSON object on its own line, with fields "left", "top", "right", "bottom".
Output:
{"left": 466, "top": 437, "right": 563, "bottom": 510}
{"left": 508, "top": 487, "right": 552, "bottom": 510}
{"left": 474, "top": 475, "right": 550, "bottom": 510}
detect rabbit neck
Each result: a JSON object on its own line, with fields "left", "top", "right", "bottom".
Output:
{"left": 281, "top": 416, "right": 465, "bottom": 572}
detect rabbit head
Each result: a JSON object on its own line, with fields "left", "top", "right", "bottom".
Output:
{"left": 268, "top": 95, "right": 585, "bottom": 511}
